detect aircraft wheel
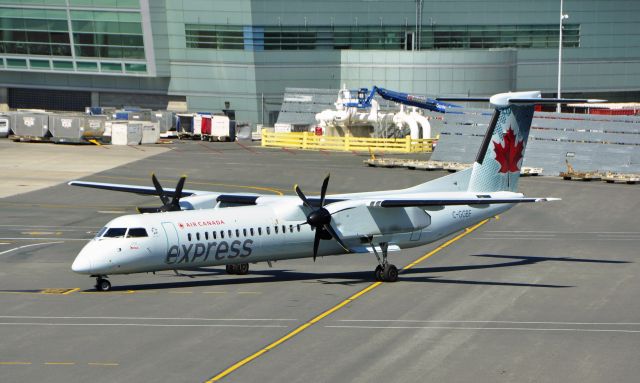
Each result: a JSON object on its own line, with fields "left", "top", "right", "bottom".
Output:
{"left": 225, "top": 264, "right": 237, "bottom": 274}
{"left": 236, "top": 263, "right": 249, "bottom": 275}
{"left": 96, "top": 278, "right": 111, "bottom": 292}
{"left": 382, "top": 264, "right": 398, "bottom": 282}
{"left": 374, "top": 265, "right": 383, "bottom": 281}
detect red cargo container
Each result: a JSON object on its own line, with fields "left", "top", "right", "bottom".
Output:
{"left": 200, "top": 115, "right": 212, "bottom": 135}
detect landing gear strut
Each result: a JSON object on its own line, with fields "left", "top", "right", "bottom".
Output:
{"left": 371, "top": 242, "right": 398, "bottom": 282}
{"left": 226, "top": 263, "right": 249, "bottom": 275}
{"left": 95, "top": 276, "right": 111, "bottom": 292}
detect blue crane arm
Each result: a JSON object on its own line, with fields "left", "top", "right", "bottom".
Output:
{"left": 344, "top": 86, "right": 459, "bottom": 113}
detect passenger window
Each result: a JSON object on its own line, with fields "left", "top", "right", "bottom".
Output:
{"left": 104, "top": 228, "right": 127, "bottom": 238}
{"left": 127, "top": 228, "right": 148, "bottom": 238}
{"left": 236, "top": 229, "right": 240, "bottom": 237}
{"left": 196, "top": 232, "right": 200, "bottom": 241}
{"left": 221, "top": 231, "right": 225, "bottom": 239}
{"left": 205, "top": 232, "right": 209, "bottom": 240}
{"left": 266, "top": 227, "right": 271, "bottom": 235}
{"left": 289, "top": 225, "right": 293, "bottom": 233}
{"left": 188, "top": 233, "right": 192, "bottom": 241}
{"left": 243, "top": 228, "right": 247, "bottom": 237}
{"left": 250, "top": 228, "right": 254, "bottom": 236}
{"left": 297, "top": 225, "right": 301, "bottom": 232}
{"left": 275, "top": 226, "right": 279, "bottom": 234}
{"left": 228, "top": 230, "right": 233, "bottom": 238}
{"left": 213, "top": 231, "right": 217, "bottom": 239}
{"left": 258, "top": 227, "right": 262, "bottom": 235}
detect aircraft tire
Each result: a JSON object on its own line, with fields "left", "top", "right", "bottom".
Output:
{"left": 96, "top": 278, "right": 111, "bottom": 292}
{"left": 225, "top": 264, "right": 236, "bottom": 274}
{"left": 374, "top": 265, "right": 383, "bottom": 281}
{"left": 236, "top": 263, "right": 249, "bottom": 275}
{"left": 382, "top": 265, "right": 398, "bottom": 282}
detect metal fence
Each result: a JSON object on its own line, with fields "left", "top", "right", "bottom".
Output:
{"left": 432, "top": 109, "right": 640, "bottom": 175}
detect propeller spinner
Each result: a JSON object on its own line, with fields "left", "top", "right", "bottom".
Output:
{"left": 294, "top": 174, "right": 350, "bottom": 261}
{"left": 137, "top": 174, "right": 186, "bottom": 213}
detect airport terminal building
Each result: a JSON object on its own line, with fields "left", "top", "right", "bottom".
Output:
{"left": 0, "top": 0, "right": 639, "bottom": 124}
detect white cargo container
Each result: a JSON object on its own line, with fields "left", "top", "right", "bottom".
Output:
{"left": 111, "top": 123, "right": 142, "bottom": 145}
{"left": 0, "top": 115, "right": 9, "bottom": 138}
{"left": 141, "top": 122, "right": 160, "bottom": 144}
{"left": 274, "top": 123, "right": 293, "bottom": 133}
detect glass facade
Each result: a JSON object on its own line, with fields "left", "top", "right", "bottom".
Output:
{"left": 0, "top": 1, "right": 147, "bottom": 74}
{"left": 185, "top": 24, "right": 580, "bottom": 51}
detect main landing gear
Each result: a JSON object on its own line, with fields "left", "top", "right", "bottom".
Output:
{"left": 94, "top": 276, "right": 111, "bottom": 292}
{"left": 371, "top": 242, "right": 399, "bottom": 282}
{"left": 226, "top": 263, "right": 249, "bottom": 275}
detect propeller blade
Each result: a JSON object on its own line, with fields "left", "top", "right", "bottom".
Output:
{"left": 294, "top": 184, "right": 313, "bottom": 209}
{"left": 319, "top": 174, "right": 330, "bottom": 207}
{"left": 324, "top": 224, "right": 350, "bottom": 253}
{"left": 313, "top": 230, "right": 321, "bottom": 262}
{"left": 151, "top": 173, "right": 170, "bottom": 205}
{"left": 169, "top": 176, "right": 187, "bottom": 210}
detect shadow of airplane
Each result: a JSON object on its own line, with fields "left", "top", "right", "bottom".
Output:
{"left": 78, "top": 253, "right": 628, "bottom": 292}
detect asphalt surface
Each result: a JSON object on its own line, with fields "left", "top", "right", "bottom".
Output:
{"left": 0, "top": 140, "right": 638, "bottom": 383}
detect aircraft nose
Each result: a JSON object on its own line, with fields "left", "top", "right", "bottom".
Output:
{"left": 71, "top": 254, "right": 92, "bottom": 274}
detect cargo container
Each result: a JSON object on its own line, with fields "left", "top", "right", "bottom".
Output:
{"left": 204, "top": 115, "right": 236, "bottom": 142}
{"left": 151, "top": 111, "right": 176, "bottom": 135}
{"left": 50, "top": 114, "right": 106, "bottom": 143}
{"left": 12, "top": 112, "right": 50, "bottom": 140}
{"left": 192, "top": 113, "right": 212, "bottom": 137}
{"left": 141, "top": 122, "right": 160, "bottom": 144}
{"left": 111, "top": 123, "right": 142, "bottom": 145}
{"left": 0, "top": 115, "right": 9, "bottom": 138}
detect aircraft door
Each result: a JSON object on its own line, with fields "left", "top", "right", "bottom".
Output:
{"left": 161, "top": 222, "right": 179, "bottom": 252}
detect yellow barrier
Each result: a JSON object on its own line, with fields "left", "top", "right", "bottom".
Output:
{"left": 261, "top": 129, "right": 434, "bottom": 153}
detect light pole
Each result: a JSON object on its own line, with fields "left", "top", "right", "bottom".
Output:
{"left": 557, "top": 0, "right": 569, "bottom": 113}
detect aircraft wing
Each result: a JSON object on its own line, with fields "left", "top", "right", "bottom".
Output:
{"left": 326, "top": 195, "right": 560, "bottom": 214}
{"left": 67, "top": 180, "right": 200, "bottom": 197}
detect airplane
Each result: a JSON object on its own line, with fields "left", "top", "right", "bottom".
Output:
{"left": 69, "top": 91, "right": 602, "bottom": 291}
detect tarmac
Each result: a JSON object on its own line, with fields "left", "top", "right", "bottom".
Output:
{"left": 0, "top": 139, "right": 639, "bottom": 383}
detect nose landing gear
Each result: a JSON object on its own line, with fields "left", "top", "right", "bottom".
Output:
{"left": 95, "top": 276, "right": 111, "bottom": 291}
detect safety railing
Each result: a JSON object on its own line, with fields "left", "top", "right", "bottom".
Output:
{"left": 261, "top": 130, "right": 434, "bottom": 153}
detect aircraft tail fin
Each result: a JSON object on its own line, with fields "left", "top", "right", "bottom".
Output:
{"left": 436, "top": 91, "right": 604, "bottom": 192}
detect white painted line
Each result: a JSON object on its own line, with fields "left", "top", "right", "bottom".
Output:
{"left": 325, "top": 325, "right": 640, "bottom": 333}
{"left": 337, "top": 319, "right": 640, "bottom": 326}
{"left": 0, "top": 241, "right": 64, "bottom": 256}
{"left": 0, "top": 315, "right": 297, "bottom": 321}
{"left": 0, "top": 224, "right": 100, "bottom": 229}
{"left": 0, "top": 237, "right": 88, "bottom": 241}
{"left": 97, "top": 211, "right": 127, "bottom": 214}
{"left": 0, "top": 322, "right": 288, "bottom": 328}
{"left": 487, "top": 230, "right": 640, "bottom": 234}
{"left": 474, "top": 237, "right": 640, "bottom": 241}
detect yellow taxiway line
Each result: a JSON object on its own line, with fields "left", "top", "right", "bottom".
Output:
{"left": 205, "top": 219, "right": 490, "bottom": 382}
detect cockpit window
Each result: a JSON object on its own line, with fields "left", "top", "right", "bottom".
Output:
{"left": 95, "top": 227, "right": 108, "bottom": 238}
{"left": 127, "top": 228, "right": 148, "bottom": 238}
{"left": 103, "top": 228, "right": 127, "bottom": 238}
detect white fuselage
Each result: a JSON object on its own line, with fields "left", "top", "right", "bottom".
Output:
{"left": 71, "top": 199, "right": 512, "bottom": 276}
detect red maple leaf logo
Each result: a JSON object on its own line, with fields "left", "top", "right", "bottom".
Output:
{"left": 493, "top": 127, "right": 524, "bottom": 173}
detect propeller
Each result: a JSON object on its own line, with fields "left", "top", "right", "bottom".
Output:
{"left": 294, "top": 174, "right": 350, "bottom": 261}
{"left": 137, "top": 174, "right": 186, "bottom": 213}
